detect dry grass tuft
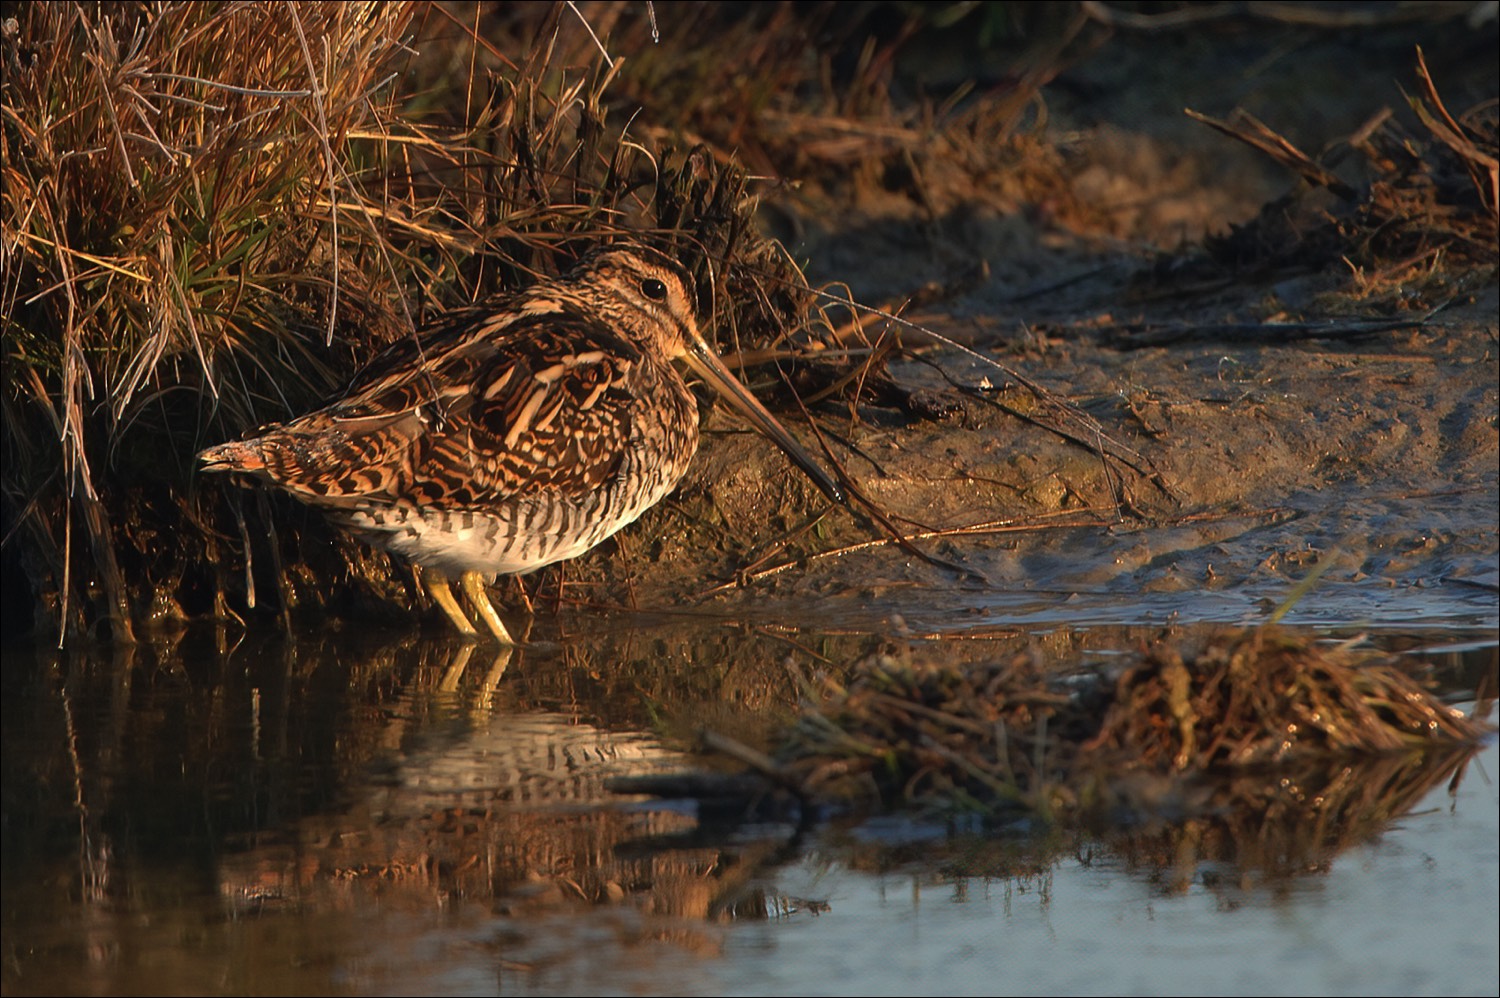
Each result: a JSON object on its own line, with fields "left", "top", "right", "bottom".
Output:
{"left": 1166, "top": 49, "right": 1498, "bottom": 302}
{"left": 3, "top": 2, "right": 427, "bottom": 640}
{"left": 1086, "top": 628, "right": 1485, "bottom": 769}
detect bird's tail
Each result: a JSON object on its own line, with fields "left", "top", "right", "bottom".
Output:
{"left": 197, "top": 439, "right": 267, "bottom": 474}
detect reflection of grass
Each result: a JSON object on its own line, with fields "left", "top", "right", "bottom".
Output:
{"left": 806, "top": 736, "right": 1480, "bottom": 895}
{"left": 1094, "top": 744, "right": 1482, "bottom": 894}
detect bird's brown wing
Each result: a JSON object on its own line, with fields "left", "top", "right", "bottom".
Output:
{"left": 207, "top": 303, "right": 652, "bottom": 512}
{"left": 393, "top": 313, "right": 651, "bottom": 509}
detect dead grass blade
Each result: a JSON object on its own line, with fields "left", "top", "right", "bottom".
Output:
{"left": 1185, "top": 108, "right": 1361, "bottom": 202}
{"left": 1410, "top": 45, "right": 1499, "bottom": 216}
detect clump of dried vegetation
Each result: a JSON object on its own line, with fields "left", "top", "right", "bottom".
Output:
{"left": 5, "top": 3, "right": 411, "bottom": 642}
{"left": 1156, "top": 47, "right": 1498, "bottom": 306}
{"left": 778, "top": 628, "right": 1490, "bottom": 820}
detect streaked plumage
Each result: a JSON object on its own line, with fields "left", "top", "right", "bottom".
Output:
{"left": 198, "top": 243, "right": 842, "bottom": 642}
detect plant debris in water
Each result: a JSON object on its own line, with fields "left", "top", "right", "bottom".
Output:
{"left": 773, "top": 627, "right": 1490, "bottom": 820}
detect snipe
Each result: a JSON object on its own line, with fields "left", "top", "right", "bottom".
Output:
{"left": 198, "top": 243, "right": 843, "bottom": 643}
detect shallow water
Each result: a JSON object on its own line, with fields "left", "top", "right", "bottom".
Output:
{"left": 2, "top": 599, "right": 1495, "bottom": 997}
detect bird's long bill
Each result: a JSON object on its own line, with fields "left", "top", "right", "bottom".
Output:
{"left": 684, "top": 338, "right": 845, "bottom": 504}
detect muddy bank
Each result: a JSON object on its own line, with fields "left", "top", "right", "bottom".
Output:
{"left": 614, "top": 286, "right": 1497, "bottom": 626}
{"left": 554, "top": 15, "right": 1499, "bottom": 632}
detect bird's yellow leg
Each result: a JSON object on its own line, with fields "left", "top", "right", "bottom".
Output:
{"left": 424, "top": 567, "right": 478, "bottom": 639}
{"left": 460, "top": 570, "right": 517, "bottom": 645}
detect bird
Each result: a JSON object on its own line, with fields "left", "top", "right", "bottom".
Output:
{"left": 197, "top": 242, "right": 844, "bottom": 644}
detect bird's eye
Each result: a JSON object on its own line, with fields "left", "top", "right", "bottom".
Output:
{"left": 640, "top": 278, "right": 668, "bottom": 301}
